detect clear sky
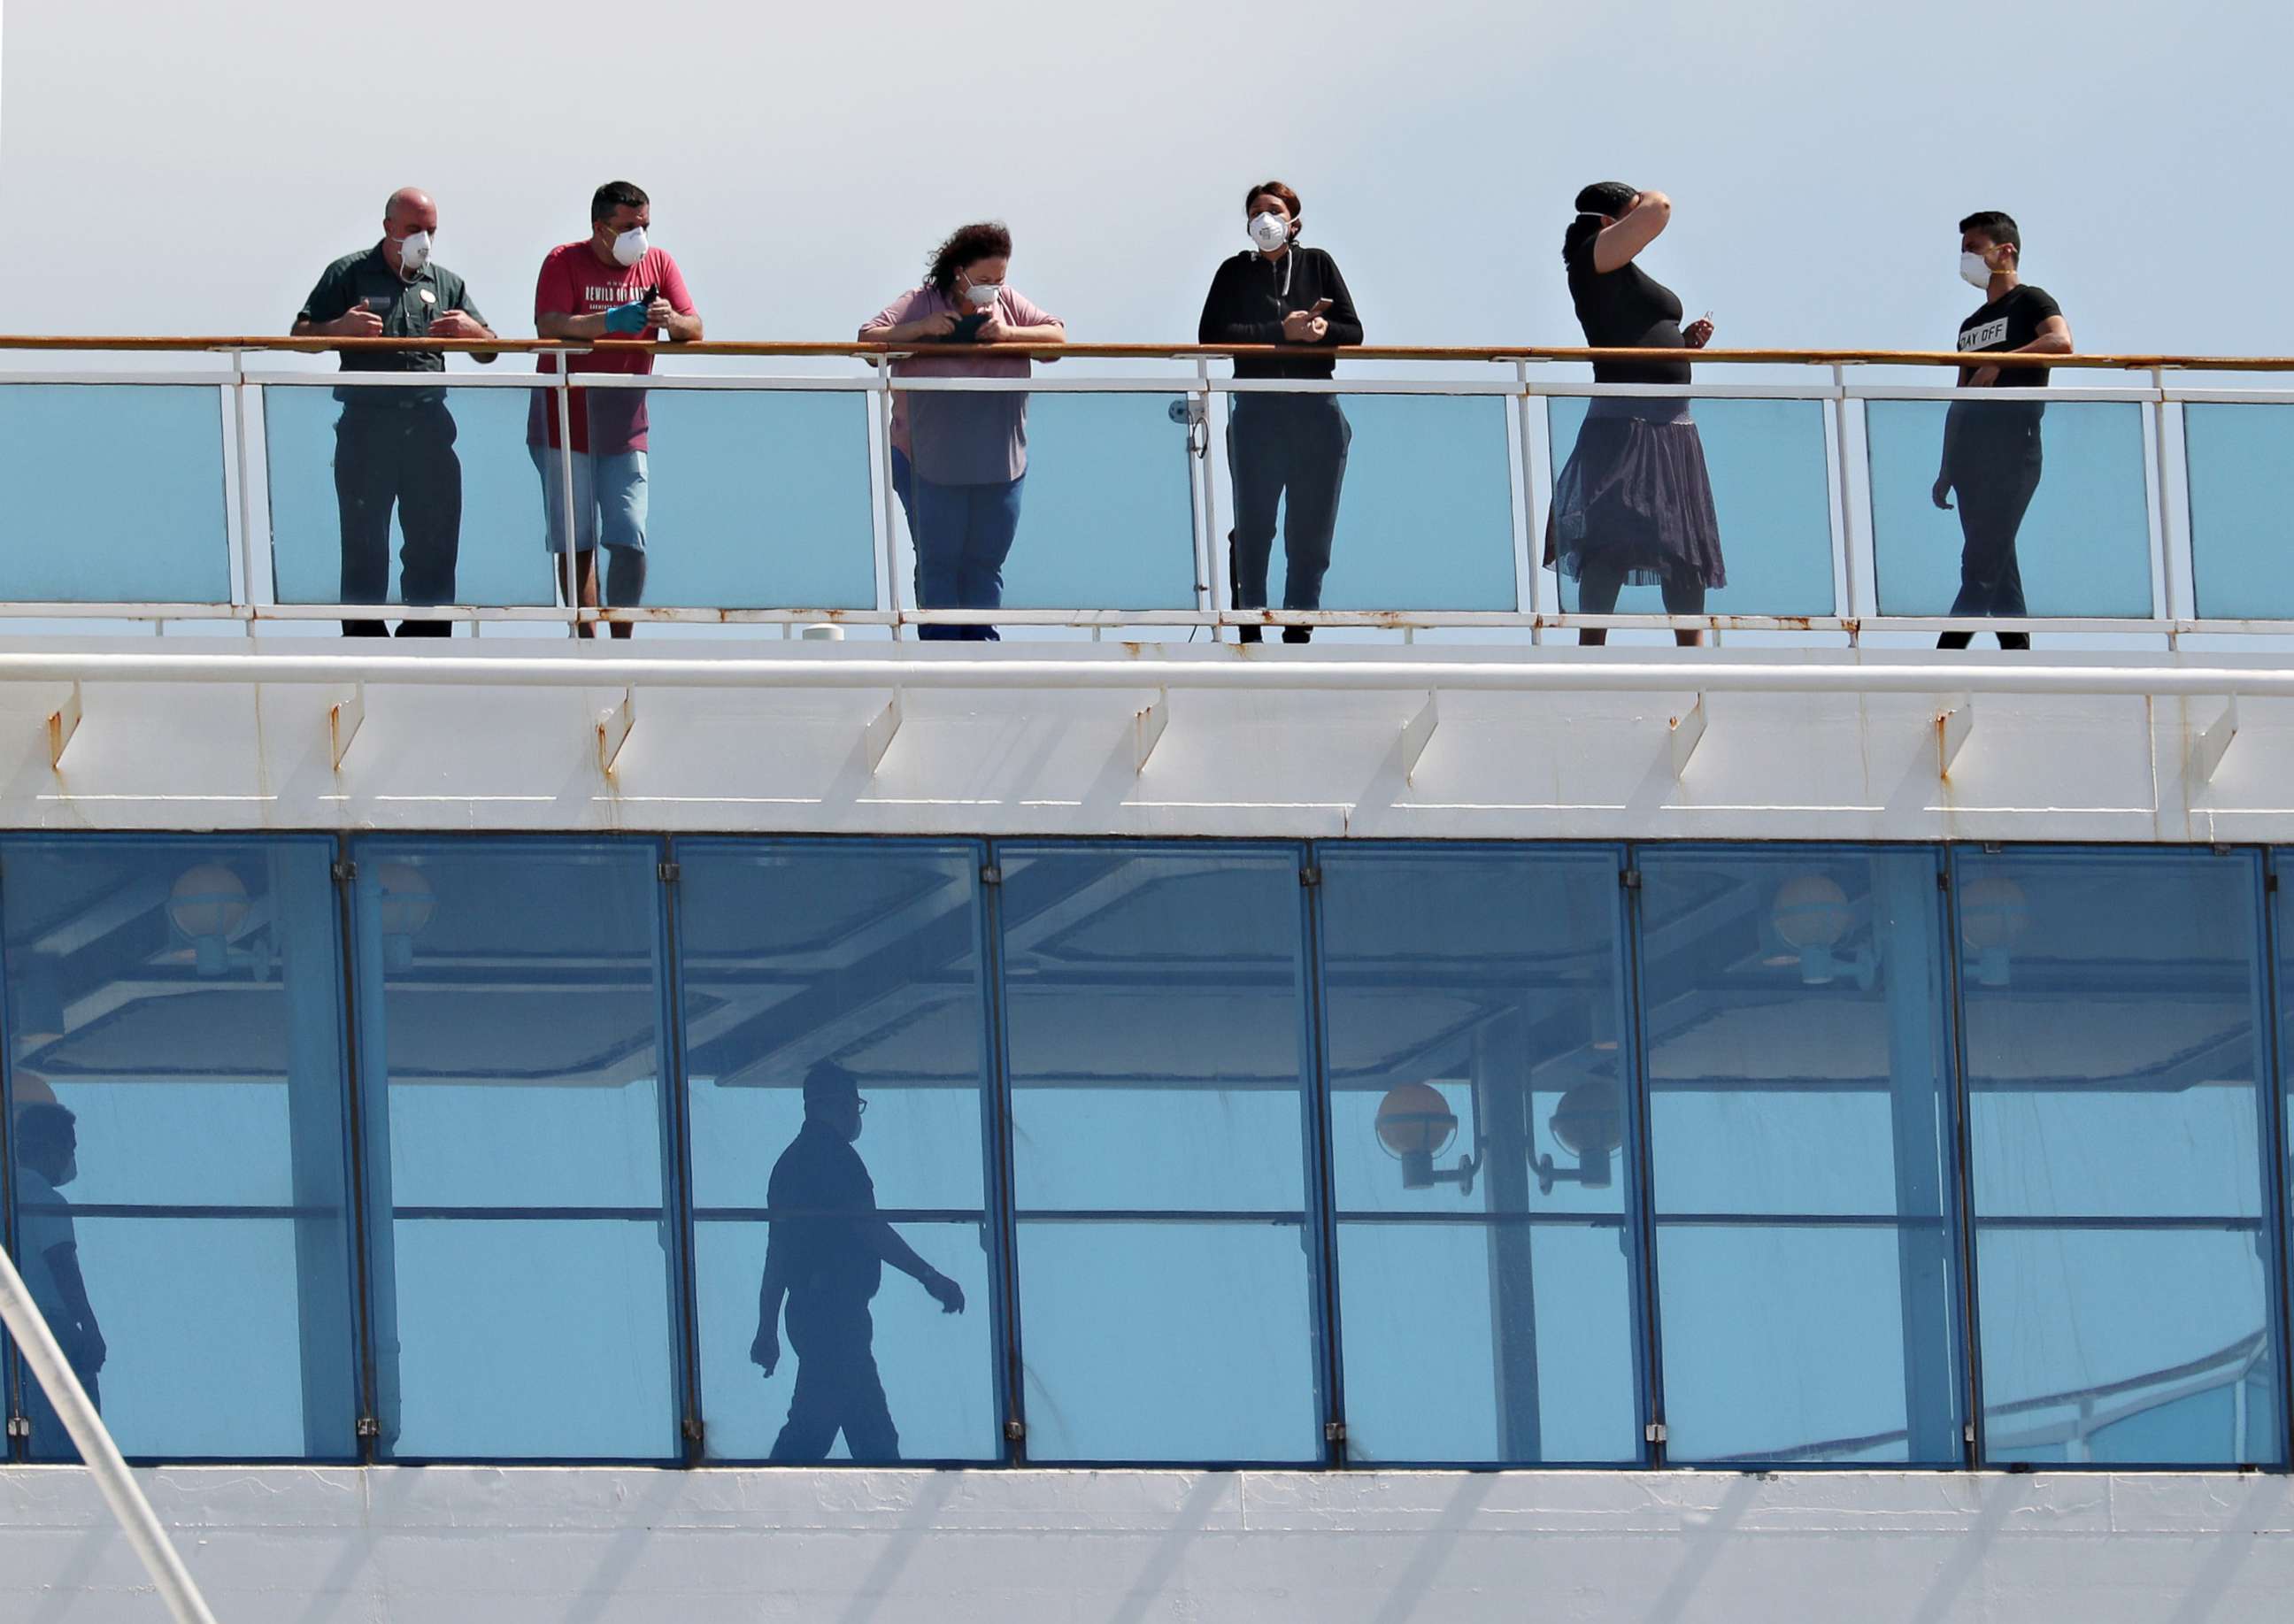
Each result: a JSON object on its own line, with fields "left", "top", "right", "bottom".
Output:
{"left": 4, "top": 0, "right": 2290, "bottom": 359}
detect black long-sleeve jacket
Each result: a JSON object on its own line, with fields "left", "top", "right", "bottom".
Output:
{"left": 1197, "top": 247, "right": 1364, "bottom": 380}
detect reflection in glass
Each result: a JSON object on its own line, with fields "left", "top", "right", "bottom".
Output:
{"left": 1638, "top": 848, "right": 1963, "bottom": 1464}
{"left": 350, "top": 838, "right": 679, "bottom": 1460}
{"left": 1318, "top": 845, "right": 1640, "bottom": 1464}
{"left": 1867, "top": 399, "right": 2150, "bottom": 624}
{"left": 2, "top": 835, "right": 358, "bottom": 1461}
{"left": 0, "top": 386, "right": 229, "bottom": 604}
{"left": 2185, "top": 403, "right": 2294, "bottom": 620}
{"left": 677, "top": 841, "right": 998, "bottom": 1463}
{"left": 998, "top": 844, "right": 1320, "bottom": 1462}
{"left": 1961, "top": 848, "right": 2279, "bottom": 1466}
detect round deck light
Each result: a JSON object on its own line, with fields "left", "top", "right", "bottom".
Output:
{"left": 1375, "top": 1081, "right": 1459, "bottom": 1189}
{"left": 169, "top": 863, "right": 250, "bottom": 976}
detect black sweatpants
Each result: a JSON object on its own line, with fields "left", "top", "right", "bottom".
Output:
{"left": 768, "top": 1293, "right": 898, "bottom": 1464}
{"left": 1228, "top": 395, "right": 1351, "bottom": 634}
{"left": 1939, "top": 421, "right": 2042, "bottom": 652}
{"left": 335, "top": 401, "right": 462, "bottom": 638}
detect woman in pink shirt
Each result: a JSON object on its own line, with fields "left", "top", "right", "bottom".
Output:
{"left": 859, "top": 223, "right": 1066, "bottom": 641}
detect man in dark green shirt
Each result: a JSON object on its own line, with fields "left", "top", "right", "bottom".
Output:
{"left": 294, "top": 188, "right": 497, "bottom": 637}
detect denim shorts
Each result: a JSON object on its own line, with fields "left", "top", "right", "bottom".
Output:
{"left": 530, "top": 445, "right": 649, "bottom": 555}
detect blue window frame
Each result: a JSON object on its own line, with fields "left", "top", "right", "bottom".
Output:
{"left": 1959, "top": 847, "right": 2282, "bottom": 1466}
{"left": 674, "top": 839, "right": 1003, "bottom": 1465}
{"left": 995, "top": 843, "right": 1325, "bottom": 1465}
{"left": 348, "top": 837, "right": 682, "bottom": 1461}
{"left": 1316, "top": 843, "right": 1643, "bottom": 1465}
{"left": 1636, "top": 846, "right": 1966, "bottom": 1465}
{"left": 0, "top": 834, "right": 359, "bottom": 1462}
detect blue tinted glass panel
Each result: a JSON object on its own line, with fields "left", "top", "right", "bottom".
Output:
{"left": 998, "top": 844, "right": 1319, "bottom": 1462}
{"left": 1014, "top": 1220, "right": 1315, "bottom": 1462}
{"left": 0, "top": 386, "right": 228, "bottom": 604}
{"left": 1544, "top": 397, "right": 1834, "bottom": 618}
{"left": 2, "top": 835, "right": 358, "bottom": 1461}
{"left": 676, "top": 841, "right": 998, "bottom": 1463}
{"left": 1229, "top": 393, "right": 1517, "bottom": 613}
{"left": 639, "top": 389, "right": 876, "bottom": 610}
{"left": 1317, "top": 846, "right": 1638, "bottom": 1463}
{"left": 2185, "top": 403, "right": 2294, "bottom": 619}
{"left": 969, "top": 392, "right": 1197, "bottom": 612}
{"left": 1960, "top": 847, "right": 2277, "bottom": 1466}
{"left": 267, "top": 384, "right": 556, "bottom": 611}
{"left": 1867, "top": 399, "right": 2151, "bottom": 618}
{"left": 1638, "top": 848, "right": 1963, "bottom": 1464}
{"left": 350, "top": 837, "right": 678, "bottom": 1460}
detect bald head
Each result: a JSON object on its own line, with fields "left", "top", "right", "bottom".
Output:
{"left": 385, "top": 188, "right": 437, "bottom": 232}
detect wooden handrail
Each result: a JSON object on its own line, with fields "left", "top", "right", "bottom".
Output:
{"left": 0, "top": 335, "right": 2285, "bottom": 370}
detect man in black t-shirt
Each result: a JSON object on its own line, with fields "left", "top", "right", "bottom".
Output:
{"left": 750, "top": 1062, "right": 966, "bottom": 1464}
{"left": 294, "top": 188, "right": 497, "bottom": 638}
{"left": 1931, "top": 210, "right": 2074, "bottom": 650}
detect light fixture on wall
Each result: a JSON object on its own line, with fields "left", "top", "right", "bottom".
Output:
{"left": 1374, "top": 1081, "right": 1481, "bottom": 1196}
{"left": 375, "top": 862, "right": 437, "bottom": 973}
{"left": 168, "top": 863, "right": 250, "bottom": 977}
{"left": 1959, "top": 875, "right": 2030, "bottom": 987}
{"left": 1768, "top": 874, "right": 1875, "bottom": 989}
{"left": 1536, "top": 1078, "right": 1623, "bottom": 1193}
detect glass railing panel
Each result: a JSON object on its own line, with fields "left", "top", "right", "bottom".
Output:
{"left": 2185, "top": 402, "right": 2294, "bottom": 620}
{"left": 1867, "top": 397, "right": 2152, "bottom": 624}
{"left": 619, "top": 385, "right": 877, "bottom": 612}
{"left": 0, "top": 384, "right": 230, "bottom": 604}
{"left": 897, "top": 388, "right": 1197, "bottom": 626}
{"left": 1216, "top": 391, "right": 1519, "bottom": 616}
{"left": 265, "top": 381, "right": 554, "bottom": 628}
{"left": 1544, "top": 396, "right": 1835, "bottom": 620}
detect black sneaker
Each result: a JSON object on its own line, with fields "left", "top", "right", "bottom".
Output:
{"left": 1282, "top": 626, "right": 1313, "bottom": 645}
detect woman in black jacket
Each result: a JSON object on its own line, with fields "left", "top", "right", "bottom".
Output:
{"left": 1550, "top": 181, "right": 1724, "bottom": 647}
{"left": 1198, "top": 180, "right": 1363, "bottom": 643}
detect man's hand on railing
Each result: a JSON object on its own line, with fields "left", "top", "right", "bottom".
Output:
{"left": 427, "top": 310, "right": 487, "bottom": 341}
{"left": 331, "top": 306, "right": 385, "bottom": 340}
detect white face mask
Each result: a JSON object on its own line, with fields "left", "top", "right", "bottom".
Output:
{"left": 1248, "top": 212, "right": 1290, "bottom": 254}
{"left": 611, "top": 226, "right": 649, "bottom": 268}
{"left": 395, "top": 230, "right": 432, "bottom": 274}
{"left": 964, "top": 281, "right": 1002, "bottom": 308}
{"left": 1959, "top": 250, "right": 1995, "bottom": 289}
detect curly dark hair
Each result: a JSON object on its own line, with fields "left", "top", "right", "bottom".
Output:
{"left": 928, "top": 221, "right": 1013, "bottom": 296}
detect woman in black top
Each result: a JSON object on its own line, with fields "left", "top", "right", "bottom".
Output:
{"left": 1549, "top": 182, "right": 1724, "bottom": 647}
{"left": 1198, "top": 180, "right": 1364, "bottom": 644}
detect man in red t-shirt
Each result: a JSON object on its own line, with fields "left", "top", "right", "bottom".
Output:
{"left": 528, "top": 181, "right": 704, "bottom": 638}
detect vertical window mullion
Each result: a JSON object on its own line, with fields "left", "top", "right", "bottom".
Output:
{"left": 980, "top": 841, "right": 1027, "bottom": 1466}
{"left": 0, "top": 840, "right": 23, "bottom": 1464}
{"left": 656, "top": 838, "right": 705, "bottom": 1466}
{"left": 1619, "top": 843, "right": 1665, "bottom": 1466}
{"left": 2257, "top": 851, "right": 2294, "bottom": 1470}
{"left": 333, "top": 834, "right": 385, "bottom": 1466}
{"left": 1942, "top": 845, "right": 1986, "bottom": 1466}
{"left": 1300, "top": 842, "right": 1346, "bottom": 1467}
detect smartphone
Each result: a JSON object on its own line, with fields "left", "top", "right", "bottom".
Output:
{"left": 948, "top": 311, "right": 989, "bottom": 343}
{"left": 363, "top": 294, "right": 395, "bottom": 315}
{"left": 1310, "top": 297, "right": 1335, "bottom": 316}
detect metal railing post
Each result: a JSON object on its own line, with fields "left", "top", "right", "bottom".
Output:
{"left": 1513, "top": 359, "right": 1544, "bottom": 644}
{"left": 2151, "top": 366, "right": 2184, "bottom": 648}
{"left": 1831, "top": 364, "right": 1861, "bottom": 642}
{"left": 1193, "top": 358, "right": 1220, "bottom": 642}
{"left": 881, "top": 364, "right": 907, "bottom": 641}
{"left": 554, "top": 356, "right": 581, "bottom": 639}
{"left": 0, "top": 1243, "right": 219, "bottom": 1624}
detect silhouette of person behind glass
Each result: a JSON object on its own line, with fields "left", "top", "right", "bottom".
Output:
{"left": 12, "top": 1094, "right": 106, "bottom": 1450}
{"left": 751, "top": 1061, "right": 964, "bottom": 1463}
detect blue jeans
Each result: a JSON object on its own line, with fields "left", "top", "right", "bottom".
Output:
{"left": 912, "top": 471, "right": 1023, "bottom": 642}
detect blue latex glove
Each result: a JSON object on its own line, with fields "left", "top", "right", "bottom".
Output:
{"left": 602, "top": 300, "right": 650, "bottom": 335}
